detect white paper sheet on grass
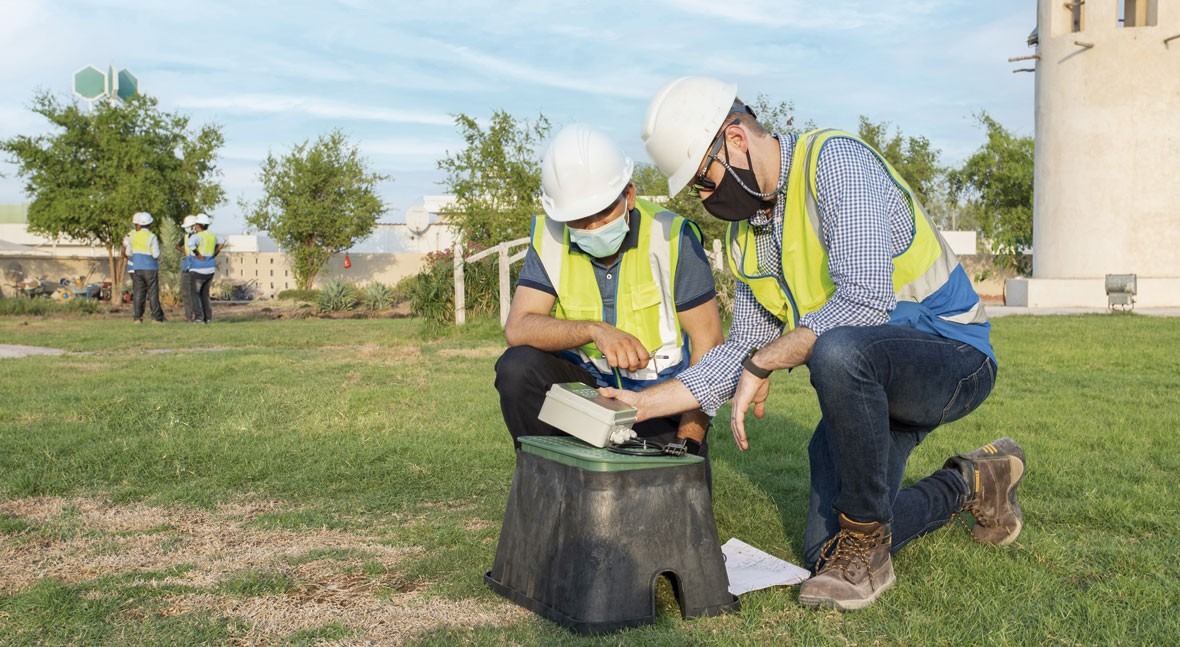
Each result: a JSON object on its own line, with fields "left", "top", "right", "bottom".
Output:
{"left": 722, "top": 537, "right": 811, "bottom": 596}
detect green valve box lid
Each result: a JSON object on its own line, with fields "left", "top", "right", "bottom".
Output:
{"left": 520, "top": 436, "right": 703, "bottom": 472}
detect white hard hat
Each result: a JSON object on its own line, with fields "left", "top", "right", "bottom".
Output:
{"left": 641, "top": 76, "right": 737, "bottom": 196}
{"left": 540, "top": 124, "right": 634, "bottom": 223}
{"left": 181, "top": 215, "right": 197, "bottom": 228}
{"left": 132, "top": 212, "right": 154, "bottom": 226}
{"left": 194, "top": 213, "right": 213, "bottom": 226}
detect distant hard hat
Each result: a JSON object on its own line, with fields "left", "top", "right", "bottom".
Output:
{"left": 181, "top": 215, "right": 197, "bottom": 228}
{"left": 194, "top": 213, "right": 213, "bottom": 226}
{"left": 132, "top": 212, "right": 154, "bottom": 226}
{"left": 540, "top": 124, "right": 634, "bottom": 223}
{"left": 641, "top": 76, "right": 737, "bottom": 197}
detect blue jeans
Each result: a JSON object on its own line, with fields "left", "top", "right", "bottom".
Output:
{"left": 801, "top": 325, "right": 996, "bottom": 569}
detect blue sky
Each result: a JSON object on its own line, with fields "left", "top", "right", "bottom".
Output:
{"left": 0, "top": 0, "right": 1037, "bottom": 235}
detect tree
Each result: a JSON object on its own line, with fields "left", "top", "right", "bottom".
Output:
{"left": 437, "top": 110, "right": 550, "bottom": 248}
{"left": 748, "top": 94, "right": 814, "bottom": 137}
{"left": 0, "top": 92, "right": 224, "bottom": 284}
{"left": 948, "top": 113, "right": 1034, "bottom": 274}
{"left": 246, "top": 130, "right": 388, "bottom": 290}
{"left": 856, "top": 116, "right": 946, "bottom": 220}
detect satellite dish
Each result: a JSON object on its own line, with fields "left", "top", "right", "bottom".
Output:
{"left": 405, "top": 206, "right": 431, "bottom": 234}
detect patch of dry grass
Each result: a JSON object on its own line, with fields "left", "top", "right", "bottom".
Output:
{"left": 0, "top": 496, "right": 525, "bottom": 644}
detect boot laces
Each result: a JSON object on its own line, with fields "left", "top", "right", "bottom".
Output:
{"left": 815, "top": 529, "right": 878, "bottom": 582}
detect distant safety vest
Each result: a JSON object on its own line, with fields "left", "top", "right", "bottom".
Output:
{"left": 531, "top": 199, "right": 698, "bottom": 387}
{"left": 180, "top": 233, "right": 193, "bottom": 272}
{"left": 129, "top": 229, "right": 158, "bottom": 271}
{"left": 189, "top": 230, "right": 217, "bottom": 272}
{"left": 727, "top": 129, "right": 992, "bottom": 357}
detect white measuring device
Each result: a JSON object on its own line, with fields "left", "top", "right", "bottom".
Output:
{"left": 537, "top": 382, "right": 639, "bottom": 448}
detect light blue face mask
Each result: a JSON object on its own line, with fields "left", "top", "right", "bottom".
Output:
{"left": 568, "top": 209, "right": 630, "bottom": 258}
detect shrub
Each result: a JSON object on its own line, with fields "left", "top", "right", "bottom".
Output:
{"left": 318, "top": 280, "right": 358, "bottom": 313}
{"left": 213, "top": 281, "right": 236, "bottom": 301}
{"left": 404, "top": 247, "right": 517, "bottom": 327}
{"left": 276, "top": 289, "right": 320, "bottom": 303}
{"left": 360, "top": 282, "right": 395, "bottom": 311}
{"left": 0, "top": 297, "right": 99, "bottom": 316}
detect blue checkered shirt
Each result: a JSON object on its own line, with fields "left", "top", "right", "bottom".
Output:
{"left": 677, "top": 132, "right": 917, "bottom": 416}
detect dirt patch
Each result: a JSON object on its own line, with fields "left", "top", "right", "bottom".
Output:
{"left": 0, "top": 496, "right": 525, "bottom": 643}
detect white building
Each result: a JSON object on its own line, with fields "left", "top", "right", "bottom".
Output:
{"left": 1007, "top": 0, "right": 1180, "bottom": 307}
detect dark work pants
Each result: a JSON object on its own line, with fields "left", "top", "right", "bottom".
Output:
{"left": 801, "top": 324, "right": 996, "bottom": 568}
{"left": 188, "top": 272, "right": 215, "bottom": 323}
{"left": 131, "top": 270, "right": 164, "bottom": 322}
{"left": 180, "top": 270, "right": 194, "bottom": 322}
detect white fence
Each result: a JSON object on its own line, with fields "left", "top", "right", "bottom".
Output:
{"left": 453, "top": 237, "right": 530, "bottom": 327}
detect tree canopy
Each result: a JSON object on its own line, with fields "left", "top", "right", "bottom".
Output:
{"left": 0, "top": 92, "right": 224, "bottom": 282}
{"left": 948, "top": 113, "right": 1035, "bottom": 273}
{"left": 856, "top": 116, "right": 945, "bottom": 216}
{"left": 246, "top": 130, "right": 388, "bottom": 290}
{"left": 437, "top": 110, "right": 550, "bottom": 248}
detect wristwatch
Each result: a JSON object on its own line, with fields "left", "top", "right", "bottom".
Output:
{"left": 742, "top": 348, "right": 773, "bottom": 379}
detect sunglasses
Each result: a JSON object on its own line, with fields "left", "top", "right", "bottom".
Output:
{"left": 689, "top": 119, "right": 739, "bottom": 197}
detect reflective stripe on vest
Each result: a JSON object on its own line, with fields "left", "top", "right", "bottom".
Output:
{"left": 130, "top": 229, "right": 158, "bottom": 271}
{"left": 726, "top": 129, "right": 988, "bottom": 328}
{"left": 531, "top": 199, "right": 691, "bottom": 383}
{"left": 189, "top": 231, "right": 217, "bottom": 271}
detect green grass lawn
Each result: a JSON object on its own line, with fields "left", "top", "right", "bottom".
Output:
{"left": 0, "top": 313, "right": 1177, "bottom": 645}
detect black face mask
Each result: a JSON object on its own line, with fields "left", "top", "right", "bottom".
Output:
{"left": 701, "top": 166, "right": 776, "bottom": 222}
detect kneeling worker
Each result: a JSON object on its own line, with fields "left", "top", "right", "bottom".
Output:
{"left": 495, "top": 123, "right": 723, "bottom": 456}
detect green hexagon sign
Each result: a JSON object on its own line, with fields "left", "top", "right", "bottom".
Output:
{"left": 73, "top": 66, "right": 107, "bottom": 100}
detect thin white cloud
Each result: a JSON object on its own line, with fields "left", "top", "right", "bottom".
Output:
{"left": 431, "top": 41, "right": 649, "bottom": 99}
{"left": 173, "top": 95, "right": 454, "bottom": 126}
{"left": 652, "top": 0, "right": 941, "bottom": 30}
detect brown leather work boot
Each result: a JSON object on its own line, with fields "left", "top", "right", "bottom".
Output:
{"left": 945, "top": 437, "right": 1026, "bottom": 546}
{"left": 798, "top": 514, "right": 894, "bottom": 611}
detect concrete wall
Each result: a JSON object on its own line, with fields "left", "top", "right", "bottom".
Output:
{"left": 219, "top": 251, "right": 427, "bottom": 300}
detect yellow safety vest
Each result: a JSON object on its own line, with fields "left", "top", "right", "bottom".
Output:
{"left": 727, "top": 129, "right": 982, "bottom": 328}
{"left": 531, "top": 199, "right": 698, "bottom": 382}
{"left": 129, "top": 229, "right": 158, "bottom": 270}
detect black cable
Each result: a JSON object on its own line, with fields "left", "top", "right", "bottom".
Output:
{"left": 607, "top": 439, "right": 668, "bottom": 456}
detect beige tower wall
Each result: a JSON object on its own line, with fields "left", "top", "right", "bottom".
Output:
{"left": 1011, "top": 0, "right": 1180, "bottom": 306}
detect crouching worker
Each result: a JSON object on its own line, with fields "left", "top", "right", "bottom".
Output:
{"left": 494, "top": 124, "right": 723, "bottom": 459}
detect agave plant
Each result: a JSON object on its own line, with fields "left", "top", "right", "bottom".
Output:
{"left": 317, "top": 279, "right": 358, "bottom": 313}
{"left": 361, "top": 281, "right": 395, "bottom": 311}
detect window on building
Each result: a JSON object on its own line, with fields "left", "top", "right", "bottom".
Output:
{"left": 1121, "top": 0, "right": 1158, "bottom": 27}
{"left": 1069, "top": 0, "right": 1084, "bottom": 33}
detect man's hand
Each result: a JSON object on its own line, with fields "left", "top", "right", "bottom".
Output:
{"left": 730, "top": 371, "right": 772, "bottom": 451}
{"left": 591, "top": 325, "right": 651, "bottom": 371}
{"left": 599, "top": 379, "right": 701, "bottom": 424}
